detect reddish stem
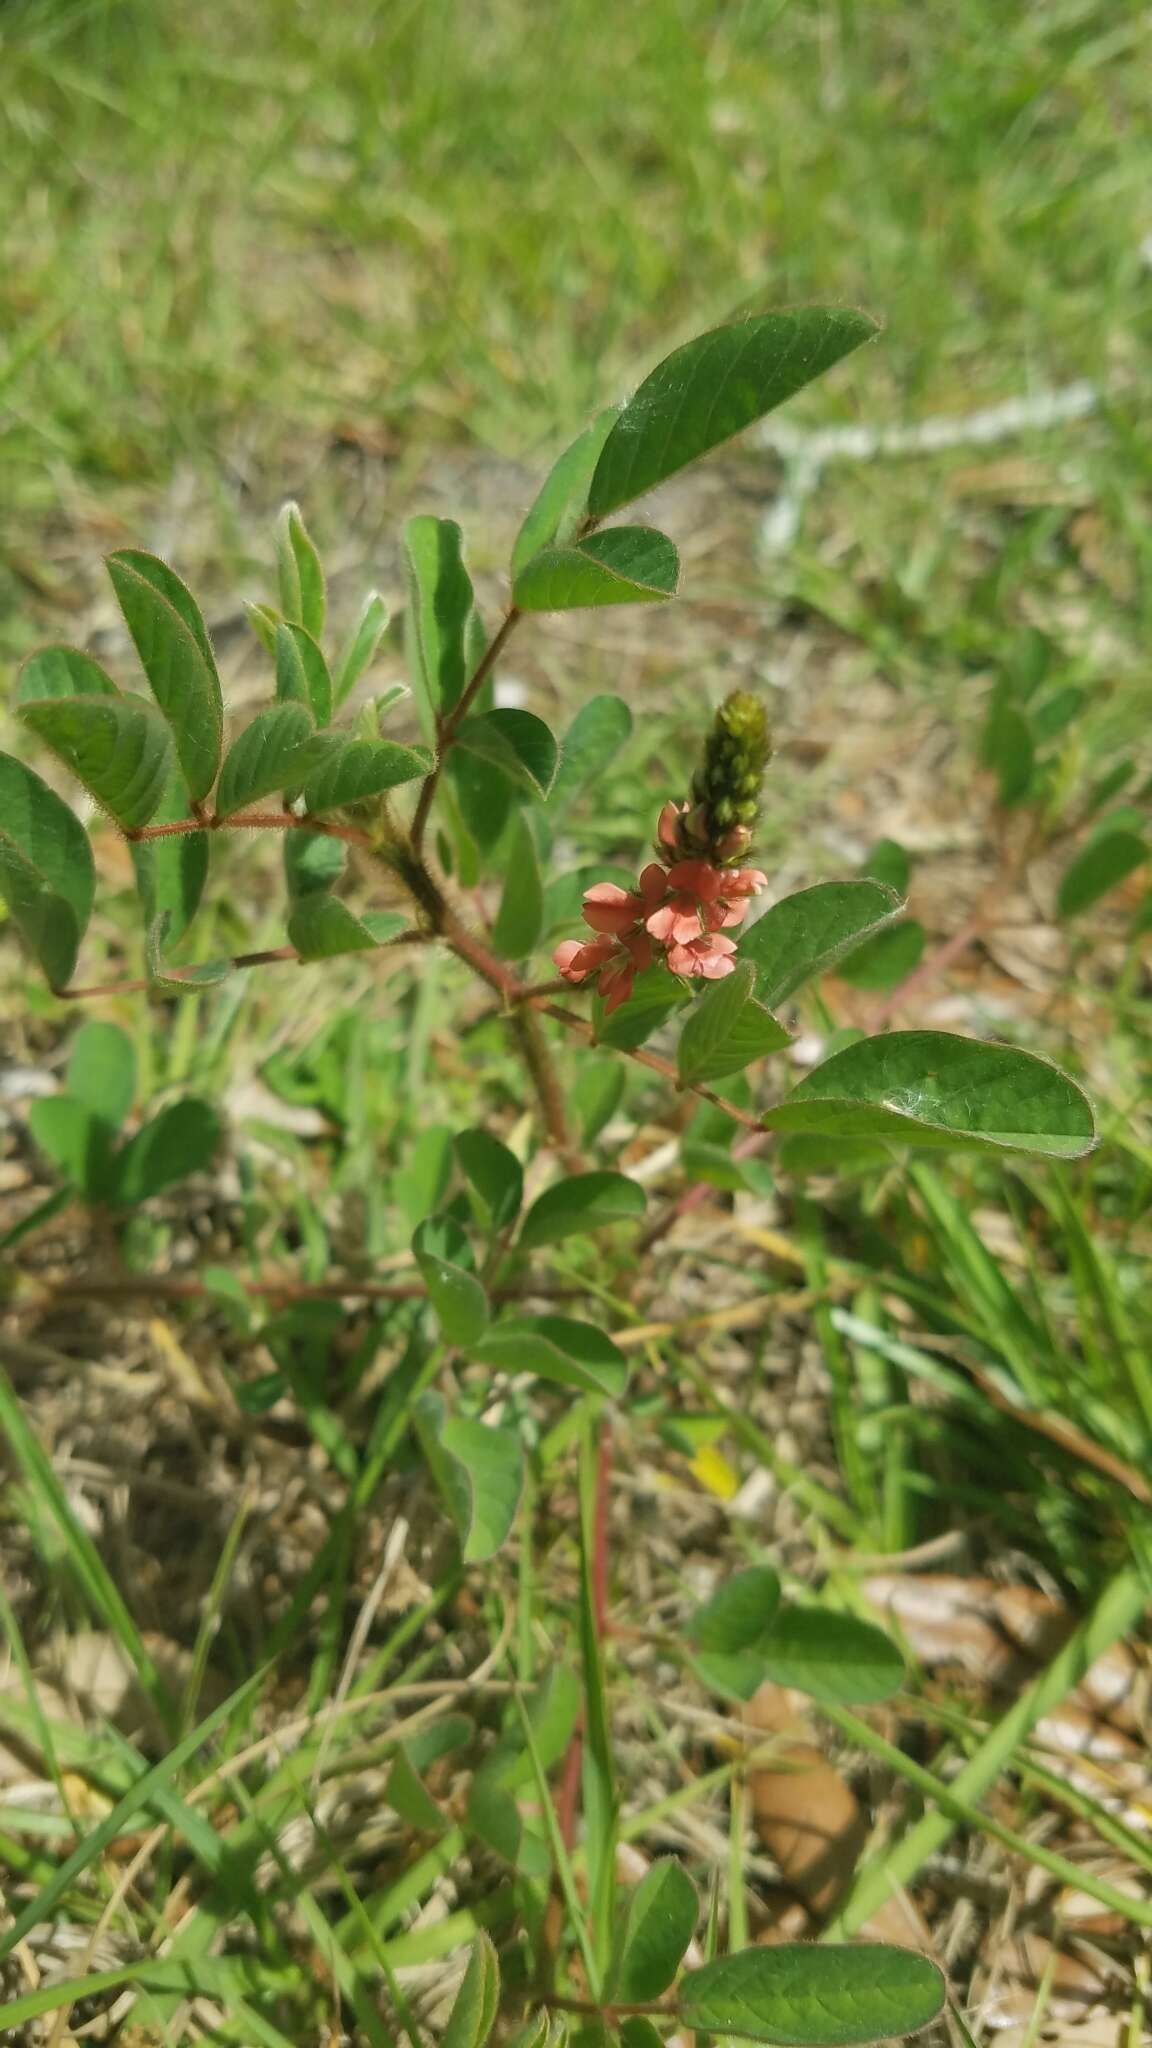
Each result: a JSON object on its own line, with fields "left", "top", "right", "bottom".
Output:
{"left": 129, "top": 812, "right": 372, "bottom": 848}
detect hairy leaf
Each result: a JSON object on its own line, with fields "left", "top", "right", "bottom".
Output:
{"left": 0, "top": 752, "right": 94, "bottom": 990}
{"left": 106, "top": 551, "right": 223, "bottom": 802}
{"left": 677, "top": 960, "right": 791, "bottom": 1084}
{"left": 739, "top": 881, "right": 902, "bottom": 1008}
{"left": 215, "top": 704, "right": 314, "bottom": 818}
{"left": 1058, "top": 829, "right": 1147, "bottom": 919}
{"left": 275, "top": 501, "right": 326, "bottom": 640}
{"left": 471, "top": 1315, "right": 629, "bottom": 1398}
{"left": 300, "top": 735, "right": 426, "bottom": 812}
{"left": 286, "top": 896, "right": 408, "bottom": 961}
{"left": 616, "top": 1858, "right": 697, "bottom": 2001}
{"left": 491, "top": 815, "right": 544, "bottom": 959}
{"left": 114, "top": 1099, "right": 221, "bottom": 1205}
{"left": 455, "top": 1129, "right": 523, "bottom": 1232}
{"left": 511, "top": 406, "right": 621, "bottom": 576}
{"left": 679, "top": 1942, "right": 945, "bottom": 2045}
{"left": 413, "top": 1394, "right": 523, "bottom": 1564}
{"left": 764, "top": 1030, "right": 1096, "bottom": 1159}
{"left": 513, "top": 526, "right": 679, "bottom": 611}
{"left": 588, "top": 309, "right": 878, "bottom": 517}
{"left": 519, "top": 1169, "right": 645, "bottom": 1248}
{"left": 20, "top": 693, "right": 172, "bottom": 831}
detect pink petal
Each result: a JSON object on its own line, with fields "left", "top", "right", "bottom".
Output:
{"left": 553, "top": 940, "right": 589, "bottom": 981}
{"left": 623, "top": 931, "right": 655, "bottom": 970}
{"left": 718, "top": 901, "right": 749, "bottom": 929}
{"left": 638, "top": 863, "right": 669, "bottom": 908}
{"left": 657, "top": 801, "right": 684, "bottom": 851}
{"left": 645, "top": 904, "right": 678, "bottom": 943}
{"left": 698, "top": 949, "right": 737, "bottom": 979}
{"left": 725, "top": 868, "right": 768, "bottom": 897}
{"left": 666, "top": 859, "right": 724, "bottom": 902}
{"left": 582, "top": 882, "right": 641, "bottom": 935}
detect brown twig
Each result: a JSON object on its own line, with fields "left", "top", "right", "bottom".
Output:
{"left": 22, "top": 1271, "right": 587, "bottom": 1309}
{"left": 57, "top": 935, "right": 427, "bottom": 1003}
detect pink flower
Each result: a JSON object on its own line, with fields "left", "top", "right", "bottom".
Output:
{"left": 554, "top": 934, "right": 619, "bottom": 985}
{"left": 581, "top": 865, "right": 666, "bottom": 935}
{"left": 552, "top": 828, "right": 765, "bottom": 1016}
{"left": 666, "top": 932, "right": 739, "bottom": 979}
{"left": 646, "top": 859, "right": 767, "bottom": 945}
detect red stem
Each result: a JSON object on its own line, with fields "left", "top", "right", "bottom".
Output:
{"left": 129, "top": 811, "right": 372, "bottom": 847}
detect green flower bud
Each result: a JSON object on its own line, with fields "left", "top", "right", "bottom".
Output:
{"left": 687, "top": 692, "right": 772, "bottom": 862}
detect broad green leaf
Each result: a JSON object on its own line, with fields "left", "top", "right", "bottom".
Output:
{"left": 593, "top": 962, "right": 688, "bottom": 1049}
{"left": 1032, "top": 684, "right": 1085, "bottom": 742}
{"left": 982, "top": 698, "right": 1034, "bottom": 807}
{"left": 413, "top": 1216, "right": 489, "bottom": 1347}
{"left": 384, "top": 1748, "right": 445, "bottom": 1834}
{"left": 129, "top": 766, "right": 208, "bottom": 947}
{"left": 1057, "top": 830, "right": 1146, "bottom": 918}
{"left": 67, "top": 1021, "right": 136, "bottom": 1131}
{"left": 284, "top": 830, "right": 345, "bottom": 900}
{"left": 395, "top": 1124, "right": 454, "bottom": 1229}
{"left": 275, "top": 501, "right": 326, "bottom": 640}
{"left": 739, "top": 881, "right": 903, "bottom": 1008}
{"left": 513, "top": 526, "right": 679, "bottom": 611}
{"left": 214, "top": 704, "right": 314, "bottom": 818}
{"left": 690, "top": 1567, "right": 781, "bottom": 1654}
{"left": 275, "top": 621, "right": 332, "bottom": 725}
{"left": 300, "top": 735, "right": 426, "bottom": 813}
{"left": 571, "top": 1057, "right": 626, "bottom": 1144}
{"left": 466, "top": 1773, "right": 524, "bottom": 1867}
{"left": 455, "top": 1129, "right": 523, "bottom": 1232}
{"left": 455, "top": 709, "right": 558, "bottom": 798}
{"left": 620, "top": 2021, "right": 664, "bottom": 2048}
{"left": 286, "top": 895, "right": 407, "bottom": 961}
{"left": 763, "top": 1030, "right": 1096, "bottom": 1159}
{"left": 758, "top": 1606, "right": 905, "bottom": 1704}
{"left": 28, "top": 1098, "right": 117, "bottom": 1201}
{"left": 519, "top": 1169, "right": 645, "bottom": 1249}
{"left": 679, "top": 1943, "right": 945, "bottom": 2045}
{"left": 113, "top": 1098, "right": 221, "bottom": 1205}
{"left": 0, "top": 752, "right": 94, "bottom": 990}
{"left": 616, "top": 1858, "right": 697, "bottom": 2001}
{"left": 862, "top": 838, "right": 910, "bottom": 894}
{"left": 413, "top": 1394, "right": 523, "bottom": 1564}
{"left": 106, "top": 551, "right": 223, "bottom": 802}
{"left": 471, "top": 1315, "right": 628, "bottom": 1399}
{"left": 404, "top": 515, "right": 476, "bottom": 741}
{"left": 334, "top": 591, "right": 389, "bottom": 708}
{"left": 588, "top": 309, "right": 878, "bottom": 517}
{"left": 16, "top": 646, "right": 119, "bottom": 704}
{"left": 19, "top": 693, "right": 172, "bottom": 830}
{"left": 677, "top": 960, "right": 791, "bottom": 1085}
{"left": 492, "top": 815, "right": 544, "bottom": 959}
{"left": 449, "top": 745, "right": 514, "bottom": 854}
{"left": 548, "top": 696, "right": 633, "bottom": 811}
{"left": 440, "top": 1933, "right": 500, "bottom": 2048}
{"left": 837, "top": 920, "right": 926, "bottom": 992}
{"left": 511, "top": 405, "right": 621, "bottom": 577}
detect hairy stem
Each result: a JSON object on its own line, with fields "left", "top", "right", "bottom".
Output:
{"left": 129, "top": 811, "right": 373, "bottom": 847}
